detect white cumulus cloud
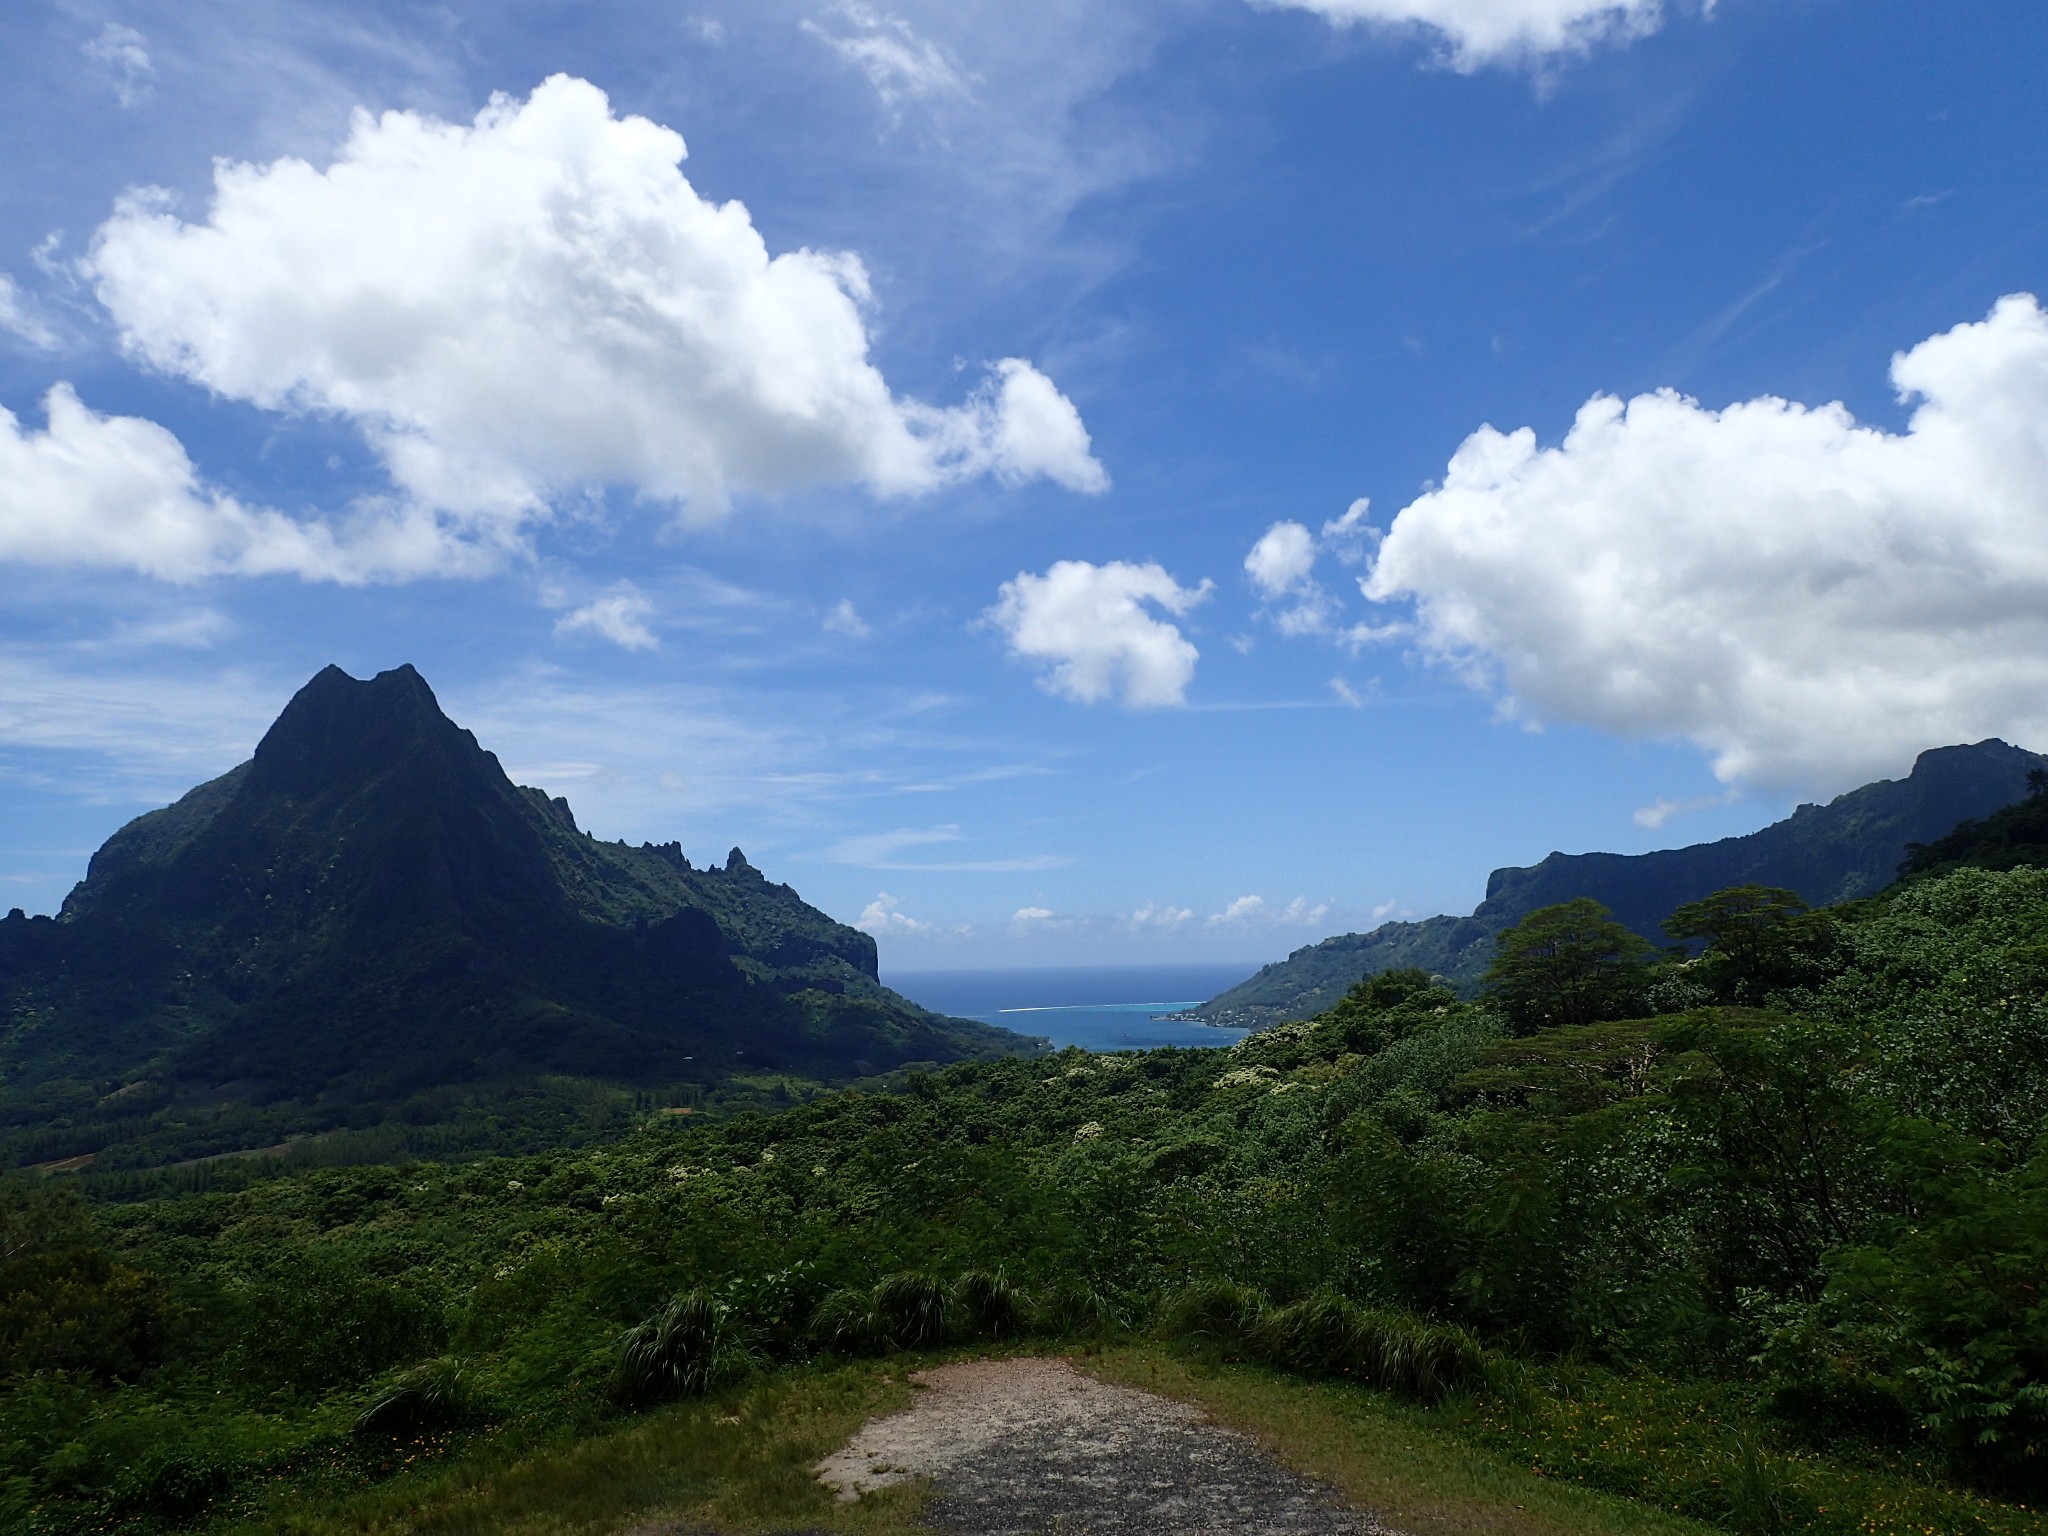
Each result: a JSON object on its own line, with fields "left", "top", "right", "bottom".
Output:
{"left": 855, "top": 891, "right": 932, "bottom": 935}
{"left": 1361, "top": 293, "right": 2048, "bottom": 792}
{"left": 1209, "top": 894, "right": 1265, "bottom": 924}
{"left": 1206, "top": 893, "right": 1332, "bottom": 927}
{"left": 87, "top": 74, "right": 1104, "bottom": 551}
{"left": 0, "top": 384, "right": 475, "bottom": 582}
{"left": 1245, "top": 521, "right": 1317, "bottom": 596}
{"left": 1243, "top": 503, "right": 1395, "bottom": 646}
{"left": 987, "top": 559, "right": 1212, "bottom": 708}
{"left": 1255, "top": 0, "right": 1672, "bottom": 69}
{"left": 1129, "top": 900, "right": 1195, "bottom": 928}
{"left": 1633, "top": 789, "right": 1737, "bottom": 830}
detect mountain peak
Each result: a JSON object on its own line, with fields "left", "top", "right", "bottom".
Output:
{"left": 12, "top": 664, "right": 1022, "bottom": 1137}
{"left": 251, "top": 664, "right": 470, "bottom": 798}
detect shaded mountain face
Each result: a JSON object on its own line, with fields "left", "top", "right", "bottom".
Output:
{"left": 0, "top": 665, "right": 1024, "bottom": 1163}
{"left": 1198, "top": 739, "right": 2048, "bottom": 1028}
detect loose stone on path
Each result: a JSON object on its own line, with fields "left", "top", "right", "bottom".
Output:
{"left": 814, "top": 1356, "right": 1396, "bottom": 1535}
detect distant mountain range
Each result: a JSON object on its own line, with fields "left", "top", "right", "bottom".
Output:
{"left": 0, "top": 665, "right": 1030, "bottom": 1169}
{"left": 1195, "top": 739, "right": 2048, "bottom": 1028}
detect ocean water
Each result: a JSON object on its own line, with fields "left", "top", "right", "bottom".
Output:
{"left": 883, "top": 963, "right": 1256, "bottom": 1053}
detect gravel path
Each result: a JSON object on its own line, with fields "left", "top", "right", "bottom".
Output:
{"left": 814, "top": 1356, "right": 1396, "bottom": 1535}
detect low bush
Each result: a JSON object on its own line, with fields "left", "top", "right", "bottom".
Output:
{"left": 109, "top": 1444, "right": 233, "bottom": 1524}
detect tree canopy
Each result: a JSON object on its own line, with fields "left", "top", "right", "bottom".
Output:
{"left": 1482, "top": 897, "right": 1653, "bottom": 1033}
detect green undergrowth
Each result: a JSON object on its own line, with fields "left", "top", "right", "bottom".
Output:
{"left": 1096, "top": 1346, "right": 2048, "bottom": 1536}
{"left": 1090, "top": 1345, "right": 1719, "bottom": 1536}
{"left": 232, "top": 1362, "right": 919, "bottom": 1536}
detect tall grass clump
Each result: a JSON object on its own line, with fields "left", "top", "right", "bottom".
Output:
{"left": 1040, "top": 1280, "right": 1130, "bottom": 1341}
{"left": 1355, "top": 1306, "right": 1485, "bottom": 1405}
{"left": 874, "top": 1272, "right": 949, "bottom": 1349}
{"left": 1161, "top": 1278, "right": 1267, "bottom": 1352}
{"left": 613, "top": 1291, "right": 751, "bottom": 1407}
{"left": 354, "top": 1355, "right": 495, "bottom": 1438}
{"left": 1721, "top": 1437, "right": 1809, "bottom": 1536}
{"left": 953, "top": 1270, "right": 1030, "bottom": 1339}
{"left": 808, "top": 1271, "right": 950, "bottom": 1354}
{"left": 808, "top": 1286, "right": 882, "bottom": 1354}
{"left": 1253, "top": 1289, "right": 1369, "bottom": 1374}
{"left": 1164, "top": 1282, "right": 1486, "bottom": 1405}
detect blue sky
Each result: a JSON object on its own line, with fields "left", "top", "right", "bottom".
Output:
{"left": 2, "top": 0, "right": 2045, "bottom": 966}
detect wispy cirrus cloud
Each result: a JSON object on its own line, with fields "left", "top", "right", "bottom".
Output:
{"left": 824, "top": 823, "right": 1071, "bottom": 871}
{"left": 1253, "top": 0, "right": 1681, "bottom": 70}
{"left": 804, "top": 3, "right": 975, "bottom": 118}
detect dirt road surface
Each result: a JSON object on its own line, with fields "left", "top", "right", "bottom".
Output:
{"left": 814, "top": 1356, "right": 1396, "bottom": 1535}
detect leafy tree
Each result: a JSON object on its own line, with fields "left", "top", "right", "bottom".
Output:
{"left": 0, "top": 1178, "right": 162, "bottom": 1382}
{"left": 1663, "top": 885, "right": 1810, "bottom": 1002}
{"left": 1658, "top": 1013, "right": 1887, "bottom": 1294}
{"left": 1322, "top": 967, "right": 1456, "bottom": 1055}
{"left": 1819, "top": 1136, "right": 2048, "bottom": 1489}
{"left": 1483, "top": 898, "right": 1654, "bottom": 1033}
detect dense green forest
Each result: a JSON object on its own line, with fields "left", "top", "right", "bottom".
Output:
{"left": 5, "top": 848, "right": 2047, "bottom": 1533}
{"left": 1197, "top": 738, "right": 2048, "bottom": 1025}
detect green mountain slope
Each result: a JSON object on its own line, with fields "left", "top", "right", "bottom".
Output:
{"left": 1198, "top": 738, "right": 2048, "bottom": 1027}
{"left": 0, "top": 665, "right": 1030, "bottom": 1167}
{"left": 1898, "top": 771, "right": 2048, "bottom": 879}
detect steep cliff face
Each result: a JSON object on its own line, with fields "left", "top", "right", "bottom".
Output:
{"left": 1472, "top": 741, "right": 2048, "bottom": 936}
{"left": 1197, "top": 739, "right": 2048, "bottom": 1027}
{"left": 0, "top": 665, "right": 1025, "bottom": 1159}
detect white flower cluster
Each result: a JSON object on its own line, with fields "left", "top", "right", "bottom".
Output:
{"left": 1229, "top": 1021, "right": 1313, "bottom": 1053}
{"left": 1213, "top": 1065, "right": 1280, "bottom": 1090}
{"left": 1073, "top": 1121, "right": 1105, "bottom": 1141}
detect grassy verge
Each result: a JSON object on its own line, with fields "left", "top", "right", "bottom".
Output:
{"left": 225, "top": 1362, "right": 924, "bottom": 1536}
{"left": 1086, "top": 1346, "right": 1718, "bottom": 1536}
{"left": 1086, "top": 1347, "right": 2048, "bottom": 1536}
{"left": 197, "top": 1341, "right": 2048, "bottom": 1536}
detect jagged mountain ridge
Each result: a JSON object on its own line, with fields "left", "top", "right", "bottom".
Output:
{"left": 0, "top": 665, "right": 1026, "bottom": 1163}
{"left": 1196, "top": 739, "right": 2048, "bottom": 1027}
